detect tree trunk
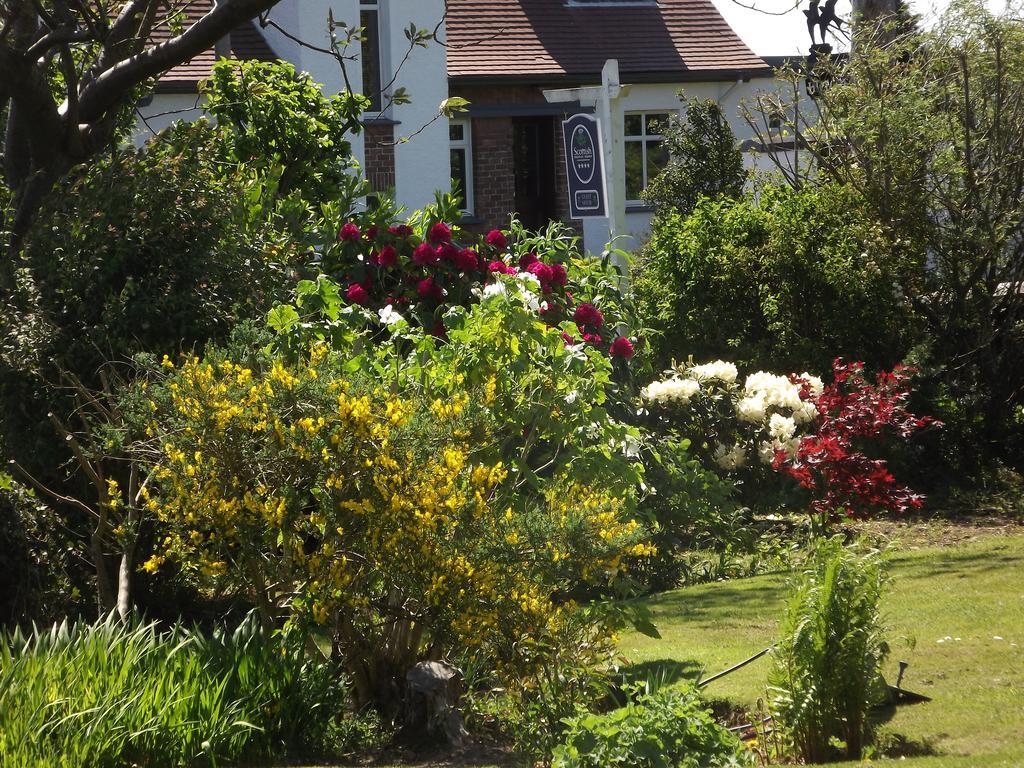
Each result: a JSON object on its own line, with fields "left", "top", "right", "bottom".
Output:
{"left": 91, "top": 517, "right": 116, "bottom": 615}
{"left": 851, "top": 0, "right": 913, "bottom": 48}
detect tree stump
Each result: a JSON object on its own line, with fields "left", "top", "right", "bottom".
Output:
{"left": 405, "top": 660, "right": 470, "bottom": 746}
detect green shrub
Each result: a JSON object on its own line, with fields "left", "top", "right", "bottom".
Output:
{"left": 0, "top": 120, "right": 301, "bottom": 619}
{"left": 632, "top": 183, "right": 918, "bottom": 375}
{"left": 552, "top": 685, "right": 750, "bottom": 768}
{"left": 768, "top": 536, "right": 890, "bottom": 762}
{"left": 0, "top": 613, "right": 343, "bottom": 767}
{"left": 642, "top": 97, "right": 746, "bottom": 218}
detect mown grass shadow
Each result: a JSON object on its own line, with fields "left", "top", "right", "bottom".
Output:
{"left": 892, "top": 547, "right": 1024, "bottom": 582}
{"left": 640, "top": 578, "right": 789, "bottom": 626}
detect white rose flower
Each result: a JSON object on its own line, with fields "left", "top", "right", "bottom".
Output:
{"left": 689, "top": 360, "right": 739, "bottom": 384}
{"left": 768, "top": 413, "right": 797, "bottom": 441}
{"left": 744, "top": 371, "right": 802, "bottom": 410}
{"left": 782, "top": 437, "right": 802, "bottom": 459}
{"left": 793, "top": 400, "right": 819, "bottom": 424}
{"left": 799, "top": 372, "right": 825, "bottom": 397}
{"left": 522, "top": 289, "right": 541, "bottom": 312}
{"left": 736, "top": 394, "right": 768, "bottom": 423}
{"left": 759, "top": 437, "right": 801, "bottom": 464}
{"left": 377, "top": 305, "right": 405, "bottom": 326}
{"left": 642, "top": 377, "right": 700, "bottom": 405}
{"left": 482, "top": 281, "right": 507, "bottom": 299}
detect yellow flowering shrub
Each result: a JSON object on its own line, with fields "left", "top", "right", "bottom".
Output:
{"left": 137, "top": 345, "right": 653, "bottom": 709}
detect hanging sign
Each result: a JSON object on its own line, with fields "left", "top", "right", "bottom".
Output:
{"left": 562, "top": 113, "right": 607, "bottom": 219}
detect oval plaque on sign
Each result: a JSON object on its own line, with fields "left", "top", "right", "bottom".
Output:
{"left": 570, "top": 125, "right": 596, "bottom": 184}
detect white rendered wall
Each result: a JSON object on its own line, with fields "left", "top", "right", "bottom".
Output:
{"left": 385, "top": 0, "right": 449, "bottom": 212}
{"left": 261, "top": 0, "right": 448, "bottom": 212}
{"left": 582, "top": 75, "right": 806, "bottom": 254}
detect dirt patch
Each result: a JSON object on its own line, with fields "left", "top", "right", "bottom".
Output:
{"left": 847, "top": 512, "right": 1024, "bottom": 551}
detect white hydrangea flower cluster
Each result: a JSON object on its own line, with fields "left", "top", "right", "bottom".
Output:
{"left": 687, "top": 360, "right": 739, "bottom": 384}
{"left": 738, "top": 372, "right": 820, "bottom": 427}
{"left": 643, "top": 360, "right": 826, "bottom": 471}
{"left": 642, "top": 377, "right": 701, "bottom": 405}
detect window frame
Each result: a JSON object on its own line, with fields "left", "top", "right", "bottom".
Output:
{"left": 623, "top": 110, "right": 673, "bottom": 206}
{"left": 449, "top": 118, "right": 474, "bottom": 216}
{"left": 360, "top": 0, "right": 384, "bottom": 113}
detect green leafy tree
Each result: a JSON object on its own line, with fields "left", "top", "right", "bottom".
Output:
{"left": 203, "top": 59, "right": 369, "bottom": 203}
{"left": 642, "top": 97, "right": 746, "bottom": 218}
{"left": 0, "top": 58, "right": 368, "bottom": 618}
{"left": 0, "top": 0, "right": 284, "bottom": 256}
{"left": 632, "top": 183, "right": 918, "bottom": 374}
{"left": 749, "top": 0, "right": 1024, "bottom": 468}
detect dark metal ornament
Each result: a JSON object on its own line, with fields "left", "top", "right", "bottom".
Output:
{"left": 804, "top": 0, "right": 846, "bottom": 98}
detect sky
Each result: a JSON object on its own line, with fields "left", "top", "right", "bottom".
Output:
{"left": 710, "top": 0, "right": 1018, "bottom": 57}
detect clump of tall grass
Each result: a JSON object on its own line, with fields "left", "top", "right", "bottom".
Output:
{"left": 768, "top": 535, "right": 889, "bottom": 763}
{"left": 0, "top": 613, "right": 343, "bottom": 767}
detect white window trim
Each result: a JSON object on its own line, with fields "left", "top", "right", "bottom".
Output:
{"left": 450, "top": 118, "right": 474, "bottom": 216}
{"left": 624, "top": 110, "right": 673, "bottom": 207}
{"left": 359, "top": 0, "right": 389, "bottom": 118}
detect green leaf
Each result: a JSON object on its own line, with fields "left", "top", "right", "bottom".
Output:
{"left": 267, "top": 304, "right": 300, "bottom": 332}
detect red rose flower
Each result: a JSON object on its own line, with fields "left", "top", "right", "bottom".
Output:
{"left": 434, "top": 243, "right": 456, "bottom": 262}
{"left": 488, "top": 260, "right": 515, "bottom": 275}
{"left": 428, "top": 221, "right": 452, "bottom": 244}
{"left": 561, "top": 331, "right": 576, "bottom": 345}
{"left": 573, "top": 302, "right": 604, "bottom": 328}
{"left": 377, "top": 245, "right": 398, "bottom": 267}
{"left": 527, "top": 261, "right": 554, "bottom": 291}
{"left": 339, "top": 222, "right": 360, "bottom": 242}
{"left": 346, "top": 282, "right": 369, "bottom": 305}
{"left": 519, "top": 252, "right": 539, "bottom": 269}
{"left": 455, "top": 248, "right": 480, "bottom": 271}
{"left": 389, "top": 224, "right": 414, "bottom": 238}
{"left": 412, "top": 243, "right": 439, "bottom": 266}
{"left": 364, "top": 225, "right": 379, "bottom": 241}
{"left": 485, "top": 229, "right": 508, "bottom": 250}
{"left": 610, "top": 336, "right": 635, "bottom": 359}
{"left": 417, "top": 277, "right": 435, "bottom": 297}
{"left": 549, "top": 263, "right": 568, "bottom": 287}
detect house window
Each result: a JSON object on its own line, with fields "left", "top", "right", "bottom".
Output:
{"left": 624, "top": 112, "right": 670, "bottom": 203}
{"left": 450, "top": 119, "right": 474, "bottom": 214}
{"left": 360, "top": 0, "right": 382, "bottom": 111}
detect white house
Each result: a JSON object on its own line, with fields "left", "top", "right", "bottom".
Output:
{"left": 137, "top": 0, "right": 798, "bottom": 253}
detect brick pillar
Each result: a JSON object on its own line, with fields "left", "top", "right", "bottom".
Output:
{"left": 364, "top": 122, "right": 396, "bottom": 194}
{"left": 468, "top": 117, "right": 515, "bottom": 231}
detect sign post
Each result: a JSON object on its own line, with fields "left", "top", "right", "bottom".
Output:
{"left": 545, "top": 60, "right": 628, "bottom": 253}
{"left": 562, "top": 113, "right": 607, "bottom": 219}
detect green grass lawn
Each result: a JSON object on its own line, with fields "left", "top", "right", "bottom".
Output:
{"left": 620, "top": 533, "right": 1024, "bottom": 767}
{"left": 315, "top": 529, "right": 1023, "bottom": 768}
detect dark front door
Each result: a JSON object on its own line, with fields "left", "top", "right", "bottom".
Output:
{"left": 513, "top": 117, "right": 557, "bottom": 230}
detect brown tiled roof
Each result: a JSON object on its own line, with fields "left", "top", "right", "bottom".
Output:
{"left": 151, "top": 1, "right": 276, "bottom": 92}
{"left": 446, "top": 0, "right": 768, "bottom": 82}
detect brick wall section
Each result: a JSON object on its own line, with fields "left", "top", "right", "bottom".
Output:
{"left": 363, "top": 122, "right": 395, "bottom": 193}
{"left": 467, "top": 117, "right": 515, "bottom": 232}
{"left": 451, "top": 84, "right": 581, "bottom": 235}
